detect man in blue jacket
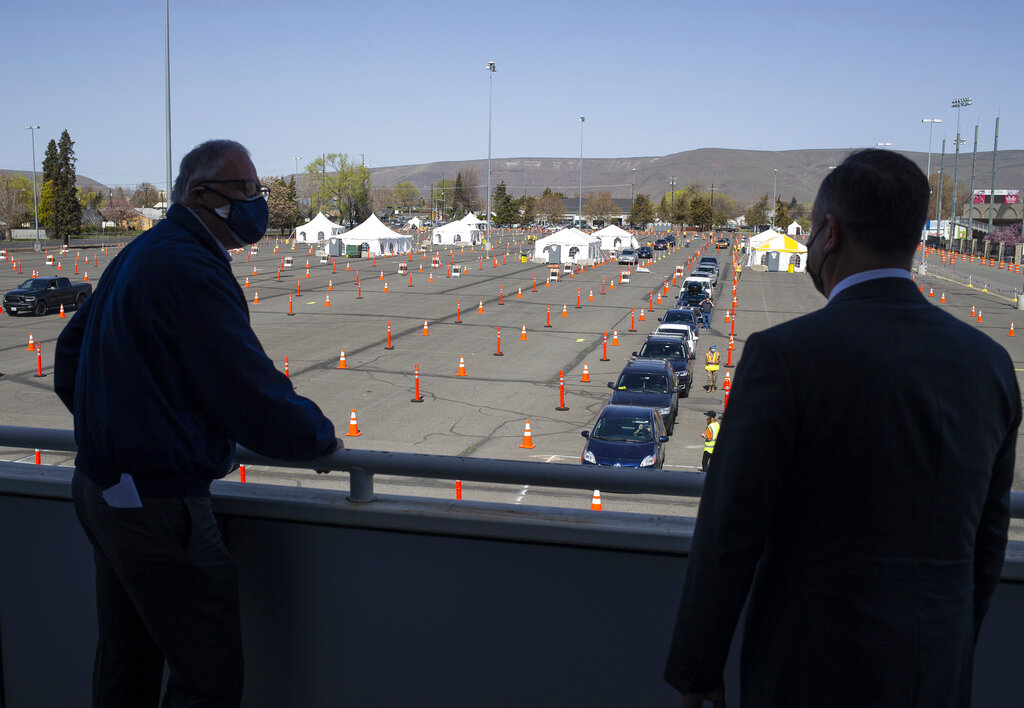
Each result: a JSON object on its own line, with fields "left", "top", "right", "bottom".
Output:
{"left": 55, "top": 140, "right": 340, "bottom": 707}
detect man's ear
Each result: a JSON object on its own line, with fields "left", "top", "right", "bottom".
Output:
{"left": 822, "top": 213, "right": 842, "bottom": 255}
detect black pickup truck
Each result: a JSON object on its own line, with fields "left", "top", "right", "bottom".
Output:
{"left": 4, "top": 276, "right": 92, "bottom": 316}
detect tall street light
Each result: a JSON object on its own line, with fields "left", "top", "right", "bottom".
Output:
{"left": 486, "top": 61, "right": 496, "bottom": 243}
{"left": 25, "top": 126, "right": 41, "bottom": 252}
{"left": 631, "top": 168, "right": 636, "bottom": 204}
{"left": 949, "top": 97, "right": 973, "bottom": 237}
{"left": 578, "top": 116, "right": 585, "bottom": 228}
{"left": 920, "top": 118, "right": 942, "bottom": 273}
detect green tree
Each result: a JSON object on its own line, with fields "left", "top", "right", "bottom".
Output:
{"left": 628, "top": 193, "right": 655, "bottom": 227}
{"left": 393, "top": 181, "right": 420, "bottom": 210}
{"left": 431, "top": 178, "right": 455, "bottom": 221}
{"left": 131, "top": 182, "right": 160, "bottom": 207}
{"left": 689, "top": 195, "right": 713, "bottom": 230}
{"left": 537, "top": 188, "right": 564, "bottom": 224}
{"left": 0, "top": 173, "right": 33, "bottom": 240}
{"left": 306, "top": 153, "right": 372, "bottom": 227}
{"left": 745, "top": 194, "right": 769, "bottom": 230}
{"left": 518, "top": 195, "right": 537, "bottom": 225}
{"left": 38, "top": 181, "right": 56, "bottom": 229}
{"left": 492, "top": 181, "right": 517, "bottom": 226}
{"left": 452, "top": 172, "right": 468, "bottom": 218}
{"left": 38, "top": 139, "right": 59, "bottom": 228}
{"left": 53, "top": 129, "right": 82, "bottom": 245}
{"left": 772, "top": 196, "right": 790, "bottom": 229}
{"left": 80, "top": 188, "right": 104, "bottom": 209}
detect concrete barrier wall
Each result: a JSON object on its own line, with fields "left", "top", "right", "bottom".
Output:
{"left": 1, "top": 463, "right": 1021, "bottom": 707}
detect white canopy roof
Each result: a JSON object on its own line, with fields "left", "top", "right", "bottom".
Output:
{"left": 533, "top": 228, "right": 602, "bottom": 263}
{"left": 406, "top": 217, "right": 423, "bottom": 229}
{"left": 749, "top": 228, "right": 781, "bottom": 247}
{"left": 432, "top": 218, "right": 482, "bottom": 245}
{"left": 592, "top": 224, "right": 640, "bottom": 251}
{"left": 786, "top": 220, "right": 803, "bottom": 236}
{"left": 294, "top": 212, "right": 345, "bottom": 243}
{"left": 747, "top": 232, "right": 808, "bottom": 272}
{"left": 338, "top": 214, "right": 413, "bottom": 256}
{"left": 459, "top": 212, "right": 486, "bottom": 226}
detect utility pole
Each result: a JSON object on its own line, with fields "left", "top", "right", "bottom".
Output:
{"left": 949, "top": 97, "right": 973, "bottom": 240}
{"left": 988, "top": 116, "right": 999, "bottom": 232}
{"left": 935, "top": 139, "right": 946, "bottom": 240}
{"left": 968, "top": 123, "right": 979, "bottom": 244}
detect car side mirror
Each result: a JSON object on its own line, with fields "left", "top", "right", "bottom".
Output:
{"left": 581, "top": 431, "right": 589, "bottom": 439}
{"left": 657, "top": 318, "right": 663, "bottom": 322}
{"left": 606, "top": 382, "right": 614, "bottom": 389}
{"left": 631, "top": 351, "right": 638, "bottom": 357}
{"left": 658, "top": 436, "right": 669, "bottom": 443}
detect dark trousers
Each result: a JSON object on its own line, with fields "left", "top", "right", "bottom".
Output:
{"left": 702, "top": 451, "right": 712, "bottom": 472}
{"left": 72, "top": 471, "right": 243, "bottom": 708}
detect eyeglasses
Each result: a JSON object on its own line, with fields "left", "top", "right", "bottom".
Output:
{"left": 202, "top": 180, "right": 270, "bottom": 199}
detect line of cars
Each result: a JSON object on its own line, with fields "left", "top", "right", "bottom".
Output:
{"left": 580, "top": 254, "right": 721, "bottom": 469}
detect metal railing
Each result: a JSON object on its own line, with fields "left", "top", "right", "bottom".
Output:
{"left": 0, "top": 425, "right": 706, "bottom": 504}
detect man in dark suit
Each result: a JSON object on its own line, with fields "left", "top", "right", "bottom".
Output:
{"left": 664, "top": 149, "right": 1020, "bottom": 707}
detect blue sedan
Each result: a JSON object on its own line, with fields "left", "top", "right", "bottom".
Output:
{"left": 580, "top": 405, "right": 669, "bottom": 468}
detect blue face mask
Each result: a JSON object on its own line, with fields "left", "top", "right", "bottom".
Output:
{"left": 206, "top": 189, "right": 269, "bottom": 246}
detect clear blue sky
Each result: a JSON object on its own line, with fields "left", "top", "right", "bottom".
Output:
{"left": 5, "top": 0, "right": 1021, "bottom": 190}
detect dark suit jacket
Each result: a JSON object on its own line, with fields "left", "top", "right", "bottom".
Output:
{"left": 664, "top": 277, "right": 1021, "bottom": 707}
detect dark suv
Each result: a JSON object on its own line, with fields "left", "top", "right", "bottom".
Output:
{"left": 607, "top": 358, "right": 680, "bottom": 433}
{"left": 633, "top": 335, "right": 692, "bottom": 397}
{"left": 637, "top": 245, "right": 654, "bottom": 259}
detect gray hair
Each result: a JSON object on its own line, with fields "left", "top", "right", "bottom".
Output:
{"left": 170, "top": 139, "right": 250, "bottom": 204}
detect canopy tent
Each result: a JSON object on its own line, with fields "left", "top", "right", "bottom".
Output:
{"left": 405, "top": 217, "right": 423, "bottom": 229}
{"left": 432, "top": 216, "right": 483, "bottom": 246}
{"left": 532, "top": 228, "right": 602, "bottom": 264}
{"left": 294, "top": 212, "right": 345, "bottom": 243}
{"left": 593, "top": 224, "right": 639, "bottom": 251}
{"left": 748, "top": 228, "right": 780, "bottom": 249}
{"left": 334, "top": 214, "right": 413, "bottom": 256}
{"left": 459, "top": 212, "right": 486, "bottom": 227}
{"left": 786, "top": 220, "right": 803, "bottom": 236}
{"left": 747, "top": 231, "right": 808, "bottom": 272}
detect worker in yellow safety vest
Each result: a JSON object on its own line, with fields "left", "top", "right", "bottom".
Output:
{"left": 701, "top": 410, "right": 720, "bottom": 472}
{"left": 704, "top": 345, "right": 721, "bottom": 391}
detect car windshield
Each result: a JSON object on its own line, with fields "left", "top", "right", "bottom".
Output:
{"left": 662, "top": 311, "right": 694, "bottom": 324}
{"left": 615, "top": 372, "right": 669, "bottom": 393}
{"left": 640, "top": 342, "right": 683, "bottom": 358}
{"left": 17, "top": 279, "right": 48, "bottom": 289}
{"left": 592, "top": 416, "right": 654, "bottom": 442}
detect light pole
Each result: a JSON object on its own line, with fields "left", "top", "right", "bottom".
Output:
{"left": 486, "top": 61, "right": 496, "bottom": 243}
{"left": 935, "top": 139, "right": 946, "bottom": 240}
{"left": 949, "top": 97, "right": 973, "bottom": 239}
{"left": 771, "top": 168, "right": 778, "bottom": 229}
{"left": 669, "top": 177, "right": 676, "bottom": 224}
{"left": 578, "top": 116, "right": 585, "bottom": 228}
{"left": 25, "top": 126, "right": 41, "bottom": 252}
{"left": 631, "top": 168, "right": 636, "bottom": 204}
{"left": 920, "top": 118, "right": 942, "bottom": 272}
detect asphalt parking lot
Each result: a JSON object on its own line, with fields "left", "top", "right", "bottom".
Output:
{"left": 2, "top": 235, "right": 1024, "bottom": 526}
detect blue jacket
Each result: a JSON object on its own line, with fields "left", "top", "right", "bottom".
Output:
{"left": 54, "top": 205, "right": 336, "bottom": 496}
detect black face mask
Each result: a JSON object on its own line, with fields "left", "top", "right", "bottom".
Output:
{"left": 805, "top": 222, "right": 830, "bottom": 297}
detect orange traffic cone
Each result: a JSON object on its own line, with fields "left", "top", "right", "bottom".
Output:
{"left": 656, "top": 292, "right": 662, "bottom": 304}
{"left": 520, "top": 324, "right": 527, "bottom": 341}
{"left": 59, "top": 303, "right": 66, "bottom": 318}
{"left": 581, "top": 363, "right": 591, "bottom": 382}
{"left": 970, "top": 305, "right": 976, "bottom": 317}
{"left": 1010, "top": 323, "right": 1016, "bottom": 337}
{"left": 328, "top": 279, "right": 333, "bottom": 290}
{"left": 611, "top": 330, "right": 619, "bottom": 346}
{"left": 253, "top": 291, "right": 260, "bottom": 304}
{"left": 345, "top": 409, "right": 362, "bottom": 437}
{"left": 928, "top": 287, "right": 934, "bottom": 297}
{"left": 429, "top": 272, "right": 434, "bottom": 283}
{"left": 590, "top": 490, "right": 602, "bottom": 511}
{"left": 478, "top": 300, "right": 484, "bottom": 313}
{"left": 639, "top": 309, "right": 645, "bottom": 321}
{"left": 517, "top": 287, "right": 523, "bottom": 298}
{"left": 83, "top": 272, "right": 88, "bottom": 281}
{"left": 588, "top": 290, "right": 594, "bottom": 301}
{"left": 383, "top": 282, "right": 389, "bottom": 293}
{"left": 422, "top": 320, "right": 430, "bottom": 335}
{"left": 325, "top": 294, "right": 331, "bottom": 307}
{"left": 519, "top": 420, "right": 536, "bottom": 449}
{"left": 977, "top": 309, "right": 983, "bottom": 323}
{"left": 337, "top": 350, "right": 348, "bottom": 369}
{"left": 244, "top": 277, "right": 250, "bottom": 287}
{"left": 561, "top": 304, "right": 568, "bottom": 318}
{"left": 26, "top": 333, "right": 35, "bottom": 351}
{"left": 724, "top": 310, "right": 731, "bottom": 323}
{"left": 940, "top": 292, "right": 946, "bottom": 303}
{"left": 456, "top": 356, "right": 468, "bottom": 376}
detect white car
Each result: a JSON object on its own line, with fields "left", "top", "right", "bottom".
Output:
{"left": 678, "top": 276, "right": 712, "bottom": 300}
{"left": 652, "top": 328, "right": 697, "bottom": 360}
{"left": 617, "top": 249, "right": 638, "bottom": 265}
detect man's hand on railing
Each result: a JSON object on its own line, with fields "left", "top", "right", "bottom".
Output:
{"left": 315, "top": 437, "right": 345, "bottom": 474}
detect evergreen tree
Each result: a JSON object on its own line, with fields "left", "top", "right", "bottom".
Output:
{"left": 39, "top": 139, "right": 59, "bottom": 228}
{"left": 628, "top": 194, "right": 656, "bottom": 228}
{"left": 492, "top": 181, "right": 517, "bottom": 226}
{"left": 689, "top": 196, "right": 713, "bottom": 231}
{"left": 745, "top": 194, "right": 770, "bottom": 230}
{"left": 452, "top": 172, "right": 467, "bottom": 218}
{"left": 54, "top": 129, "right": 82, "bottom": 245}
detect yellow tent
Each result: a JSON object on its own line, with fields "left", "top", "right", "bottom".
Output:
{"left": 747, "top": 232, "right": 807, "bottom": 272}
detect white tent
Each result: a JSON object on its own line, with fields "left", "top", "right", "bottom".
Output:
{"left": 748, "top": 228, "right": 780, "bottom": 248}
{"left": 337, "top": 214, "right": 413, "bottom": 256}
{"left": 532, "top": 228, "right": 602, "bottom": 264}
{"left": 747, "top": 231, "right": 808, "bottom": 272}
{"left": 294, "top": 212, "right": 345, "bottom": 243}
{"left": 432, "top": 216, "right": 483, "bottom": 246}
{"left": 593, "top": 224, "right": 640, "bottom": 251}
{"left": 786, "top": 220, "right": 803, "bottom": 236}
{"left": 406, "top": 217, "right": 423, "bottom": 229}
